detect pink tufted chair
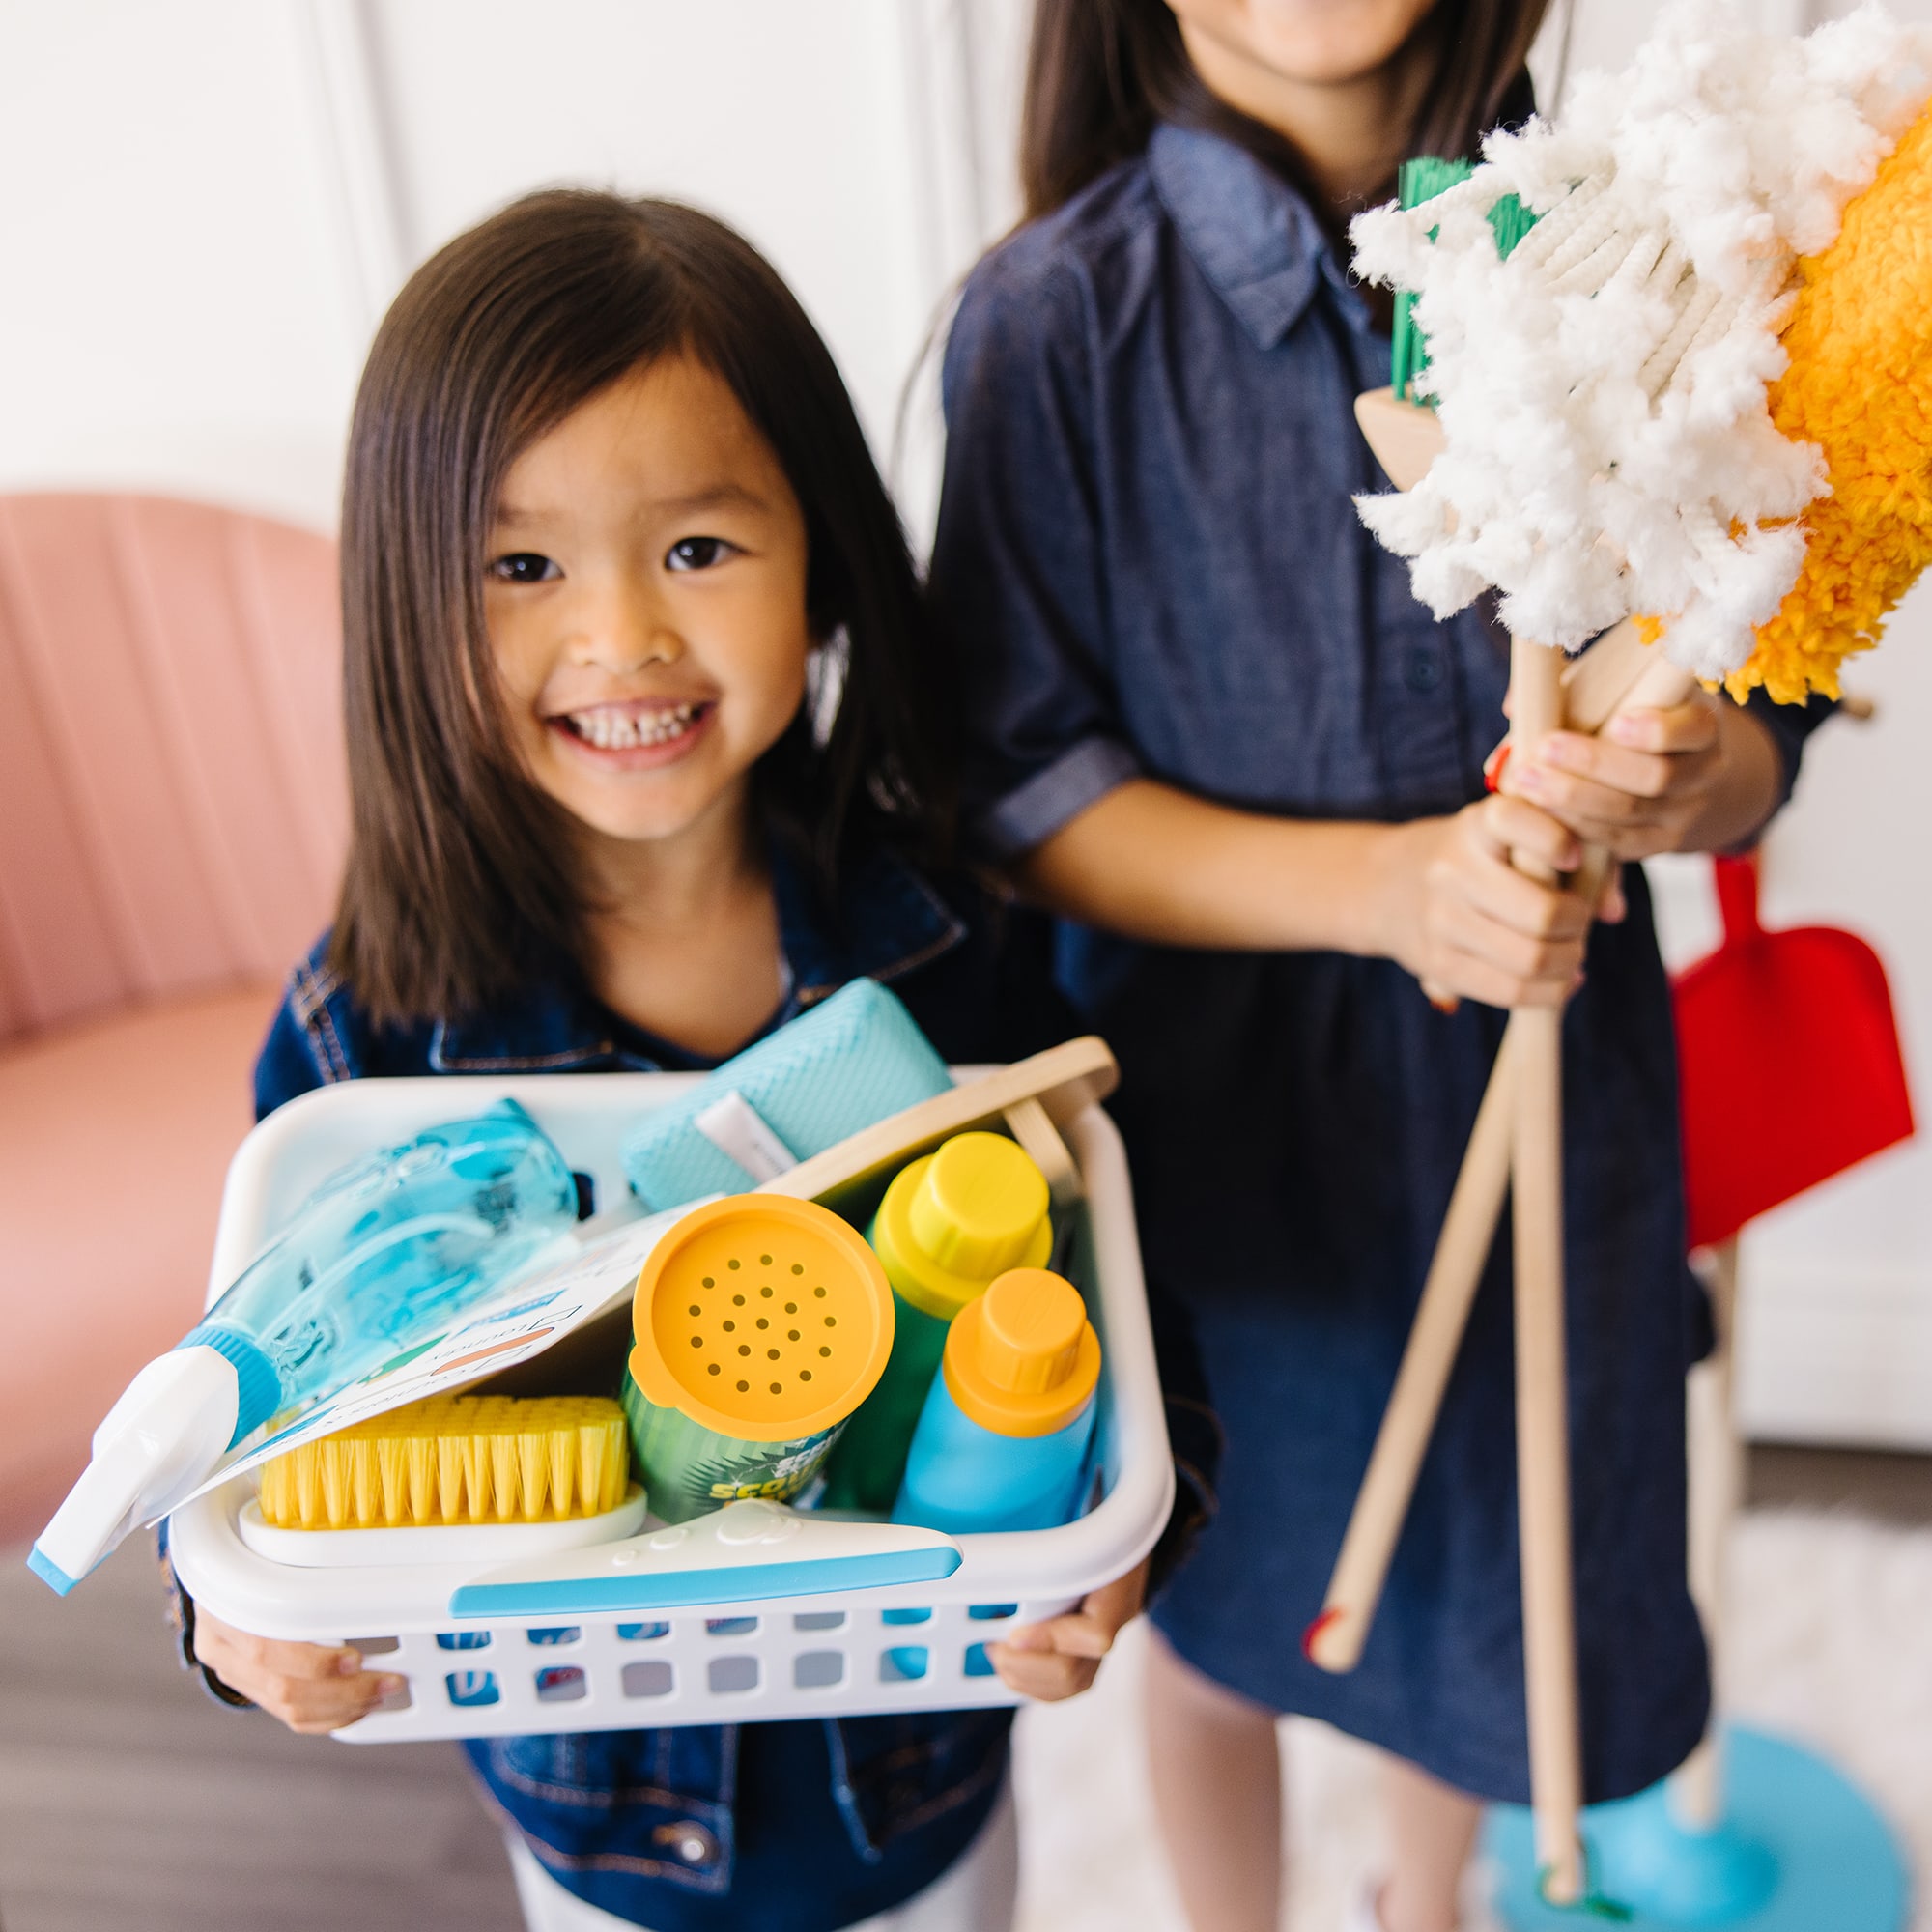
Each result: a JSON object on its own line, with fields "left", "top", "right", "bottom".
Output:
{"left": 0, "top": 494, "right": 346, "bottom": 1545}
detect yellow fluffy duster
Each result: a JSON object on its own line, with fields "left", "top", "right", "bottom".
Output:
{"left": 1731, "top": 99, "right": 1932, "bottom": 703}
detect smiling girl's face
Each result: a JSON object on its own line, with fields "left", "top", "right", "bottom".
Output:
{"left": 485, "top": 354, "right": 812, "bottom": 859}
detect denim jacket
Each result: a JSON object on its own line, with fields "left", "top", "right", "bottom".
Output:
{"left": 168, "top": 843, "right": 1175, "bottom": 1931}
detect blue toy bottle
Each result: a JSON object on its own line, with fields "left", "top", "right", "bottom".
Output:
{"left": 30, "top": 1100, "right": 579, "bottom": 1595}
{"left": 892, "top": 1267, "right": 1101, "bottom": 1536}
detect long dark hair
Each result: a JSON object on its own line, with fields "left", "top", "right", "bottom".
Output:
{"left": 330, "top": 191, "right": 950, "bottom": 1027}
{"left": 1020, "top": 0, "right": 1551, "bottom": 223}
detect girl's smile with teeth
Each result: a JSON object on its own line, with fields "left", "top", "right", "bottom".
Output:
{"left": 558, "top": 699, "right": 707, "bottom": 753}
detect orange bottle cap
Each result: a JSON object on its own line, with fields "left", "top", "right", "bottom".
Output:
{"left": 629, "top": 1195, "right": 894, "bottom": 1444}
{"left": 941, "top": 1267, "right": 1100, "bottom": 1438}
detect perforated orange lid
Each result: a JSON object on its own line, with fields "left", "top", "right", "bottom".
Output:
{"left": 628, "top": 1196, "right": 895, "bottom": 1443}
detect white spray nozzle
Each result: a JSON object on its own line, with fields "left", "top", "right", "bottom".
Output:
{"left": 27, "top": 1347, "right": 241, "bottom": 1595}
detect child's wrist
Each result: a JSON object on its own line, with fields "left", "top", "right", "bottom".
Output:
{"left": 1345, "top": 820, "right": 1420, "bottom": 963}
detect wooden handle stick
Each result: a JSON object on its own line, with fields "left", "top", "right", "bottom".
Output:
{"left": 1671, "top": 1233, "right": 1743, "bottom": 1832}
{"left": 1509, "top": 635, "right": 1587, "bottom": 1907}
{"left": 1304, "top": 1023, "right": 1518, "bottom": 1670}
{"left": 1307, "top": 646, "right": 1697, "bottom": 1673}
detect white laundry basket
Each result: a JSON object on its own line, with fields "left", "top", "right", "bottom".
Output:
{"left": 165, "top": 1070, "right": 1172, "bottom": 1743}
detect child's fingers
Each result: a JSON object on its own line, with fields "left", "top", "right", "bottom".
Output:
{"left": 1005, "top": 1610, "right": 1115, "bottom": 1660}
{"left": 1470, "top": 794, "right": 1585, "bottom": 883}
{"left": 1003, "top": 1561, "right": 1148, "bottom": 1660}
{"left": 193, "top": 1615, "right": 400, "bottom": 1733}
{"left": 1517, "top": 760, "right": 1660, "bottom": 834}
{"left": 1605, "top": 701, "right": 1719, "bottom": 754}
{"left": 270, "top": 1673, "right": 403, "bottom": 1736}
{"left": 987, "top": 1642, "right": 1102, "bottom": 1703}
{"left": 1421, "top": 942, "right": 1568, "bottom": 1011}
{"left": 1523, "top": 731, "right": 1674, "bottom": 802}
{"left": 1077, "top": 1562, "right": 1149, "bottom": 1642}
{"left": 1454, "top": 860, "right": 1590, "bottom": 955}
{"left": 1432, "top": 910, "right": 1582, "bottom": 1006}
{"left": 207, "top": 1623, "right": 363, "bottom": 1682}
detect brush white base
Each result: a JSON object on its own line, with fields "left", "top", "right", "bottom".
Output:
{"left": 236, "top": 1487, "right": 650, "bottom": 1568}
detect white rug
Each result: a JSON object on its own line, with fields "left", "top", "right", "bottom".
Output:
{"left": 1010, "top": 1509, "right": 1931, "bottom": 1931}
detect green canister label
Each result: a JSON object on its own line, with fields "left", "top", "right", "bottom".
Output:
{"left": 621, "top": 1366, "right": 845, "bottom": 1524}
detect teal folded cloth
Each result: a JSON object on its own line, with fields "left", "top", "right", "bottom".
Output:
{"left": 620, "top": 980, "right": 952, "bottom": 1209}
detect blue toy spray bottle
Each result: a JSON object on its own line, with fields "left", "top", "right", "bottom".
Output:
{"left": 30, "top": 1100, "right": 579, "bottom": 1595}
{"left": 892, "top": 1267, "right": 1101, "bottom": 1536}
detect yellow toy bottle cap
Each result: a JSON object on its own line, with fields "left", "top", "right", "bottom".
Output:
{"left": 629, "top": 1196, "right": 894, "bottom": 1445}
{"left": 872, "top": 1132, "right": 1052, "bottom": 1321}
{"left": 942, "top": 1267, "right": 1101, "bottom": 1438}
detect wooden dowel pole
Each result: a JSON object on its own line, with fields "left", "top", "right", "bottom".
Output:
{"left": 1671, "top": 1234, "right": 1743, "bottom": 1833}
{"left": 1306, "top": 1025, "right": 1518, "bottom": 1671}
{"left": 1509, "top": 636, "right": 1586, "bottom": 1907}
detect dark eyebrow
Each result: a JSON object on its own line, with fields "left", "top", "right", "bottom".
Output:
{"left": 491, "top": 483, "right": 770, "bottom": 531}
{"left": 653, "top": 482, "right": 769, "bottom": 517}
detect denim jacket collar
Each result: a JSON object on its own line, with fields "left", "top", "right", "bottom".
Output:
{"left": 428, "top": 841, "right": 967, "bottom": 1075}
{"left": 1148, "top": 120, "right": 1364, "bottom": 350}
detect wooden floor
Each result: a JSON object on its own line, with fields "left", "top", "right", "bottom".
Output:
{"left": 0, "top": 1538, "right": 522, "bottom": 1932}
{"left": 2, "top": 1444, "right": 1928, "bottom": 1932}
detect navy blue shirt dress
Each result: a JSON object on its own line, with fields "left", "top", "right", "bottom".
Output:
{"left": 929, "top": 121, "right": 1832, "bottom": 1805}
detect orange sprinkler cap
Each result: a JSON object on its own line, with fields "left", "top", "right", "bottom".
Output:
{"left": 941, "top": 1267, "right": 1100, "bottom": 1438}
{"left": 629, "top": 1196, "right": 894, "bottom": 1444}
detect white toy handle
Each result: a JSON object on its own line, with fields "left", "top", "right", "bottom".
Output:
{"left": 447, "top": 1500, "right": 963, "bottom": 1619}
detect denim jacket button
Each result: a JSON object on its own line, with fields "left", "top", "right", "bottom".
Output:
{"left": 1405, "top": 645, "right": 1443, "bottom": 694}
{"left": 659, "top": 1822, "right": 719, "bottom": 1868}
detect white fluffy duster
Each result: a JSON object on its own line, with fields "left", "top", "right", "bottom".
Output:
{"left": 1351, "top": 0, "right": 1932, "bottom": 675}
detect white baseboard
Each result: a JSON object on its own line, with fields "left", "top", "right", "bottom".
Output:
{"left": 1735, "top": 1253, "right": 1932, "bottom": 1451}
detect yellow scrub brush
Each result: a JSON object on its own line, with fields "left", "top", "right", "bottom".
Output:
{"left": 241, "top": 1393, "right": 648, "bottom": 1568}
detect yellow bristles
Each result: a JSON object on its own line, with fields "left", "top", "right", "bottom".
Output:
{"left": 256, "top": 1395, "right": 631, "bottom": 1531}
{"left": 1732, "top": 99, "right": 1932, "bottom": 703}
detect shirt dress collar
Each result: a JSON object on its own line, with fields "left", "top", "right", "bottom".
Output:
{"left": 1148, "top": 120, "right": 1370, "bottom": 349}
{"left": 429, "top": 841, "right": 966, "bottom": 1074}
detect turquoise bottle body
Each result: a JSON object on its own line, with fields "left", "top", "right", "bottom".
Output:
{"left": 185, "top": 1098, "right": 581, "bottom": 1441}
{"left": 891, "top": 1376, "right": 1096, "bottom": 1534}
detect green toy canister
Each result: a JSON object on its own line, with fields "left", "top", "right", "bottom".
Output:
{"left": 622, "top": 1194, "right": 895, "bottom": 1523}
{"left": 820, "top": 1131, "right": 1052, "bottom": 1512}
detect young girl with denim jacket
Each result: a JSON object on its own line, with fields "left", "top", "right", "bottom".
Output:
{"left": 930, "top": 5, "right": 1833, "bottom": 1931}
{"left": 170, "top": 189, "right": 1168, "bottom": 1932}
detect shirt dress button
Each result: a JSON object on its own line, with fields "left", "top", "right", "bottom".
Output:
{"left": 1405, "top": 646, "right": 1443, "bottom": 693}
{"left": 661, "top": 1822, "right": 719, "bottom": 1867}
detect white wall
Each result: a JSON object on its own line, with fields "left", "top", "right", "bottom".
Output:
{"left": 3, "top": 0, "right": 1928, "bottom": 1444}
{"left": 0, "top": 0, "right": 988, "bottom": 534}
{"left": 0, "top": 3, "right": 359, "bottom": 529}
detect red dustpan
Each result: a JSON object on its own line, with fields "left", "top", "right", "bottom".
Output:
{"left": 1673, "top": 854, "right": 1915, "bottom": 1250}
